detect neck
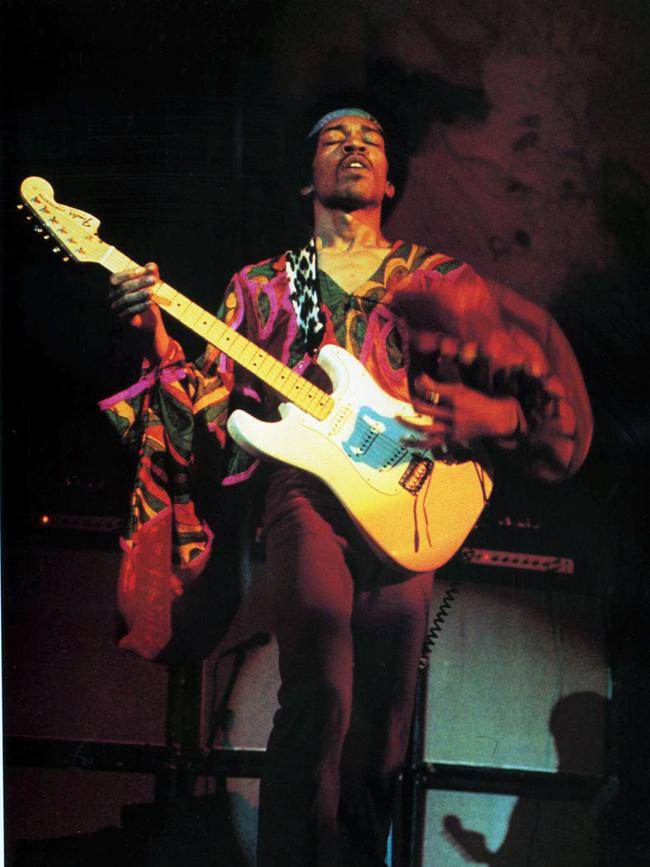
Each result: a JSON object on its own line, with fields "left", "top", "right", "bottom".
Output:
{"left": 312, "top": 202, "right": 391, "bottom": 250}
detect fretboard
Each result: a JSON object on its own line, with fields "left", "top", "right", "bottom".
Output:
{"left": 101, "top": 245, "right": 333, "bottom": 420}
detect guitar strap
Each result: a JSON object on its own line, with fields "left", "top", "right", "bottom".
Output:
{"left": 286, "top": 238, "right": 327, "bottom": 355}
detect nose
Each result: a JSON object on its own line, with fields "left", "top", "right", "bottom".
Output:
{"left": 343, "top": 140, "right": 366, "bottom": 153}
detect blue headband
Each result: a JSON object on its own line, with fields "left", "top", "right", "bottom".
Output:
{"left": 307, "top": 108, "right": 381, "bottom": 139}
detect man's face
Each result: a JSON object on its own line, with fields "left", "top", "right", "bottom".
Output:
{"left": 307, "top": 114, "right": 395, "bottom": 211}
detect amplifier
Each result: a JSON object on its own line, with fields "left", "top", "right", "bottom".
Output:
{"left": 398, "top": 571, "right": 611, "bottom": 867}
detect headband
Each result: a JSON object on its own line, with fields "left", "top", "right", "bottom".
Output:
{"left": 307, "top": 108, "right": 381, "bottom": 139}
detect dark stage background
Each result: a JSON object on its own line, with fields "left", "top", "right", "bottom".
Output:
{"left": 2, "top": 0, "right": 650, "bottom": 864}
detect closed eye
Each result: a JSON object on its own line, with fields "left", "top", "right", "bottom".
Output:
{"left": 319, "top": 124, "right": 385, "bottom": 148}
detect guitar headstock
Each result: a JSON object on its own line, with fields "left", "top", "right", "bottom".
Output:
{"left": 19, "top": 177, "right": 109, "bottom": 264}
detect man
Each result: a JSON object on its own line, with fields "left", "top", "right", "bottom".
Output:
{"left": 105, "top": 102, "right": 592, "bottom": 866}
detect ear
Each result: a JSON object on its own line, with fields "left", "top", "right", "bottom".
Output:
{"left": 385, "top": 180, "right": 396, "bottom": 200}
{"left": 300, "top": 184, "right": 314, "bottom": 197}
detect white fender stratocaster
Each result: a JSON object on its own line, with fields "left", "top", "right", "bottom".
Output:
{"left": 19, "top": 177, "right": 493, "bottom": 572}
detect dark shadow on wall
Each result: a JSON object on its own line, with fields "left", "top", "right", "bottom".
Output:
{"left": 442, "top": 692, "right": 608, "bottom": 866}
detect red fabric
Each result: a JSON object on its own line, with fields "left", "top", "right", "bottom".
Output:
{"left": 116, "top": 507, "right": 182, "bottom": 660}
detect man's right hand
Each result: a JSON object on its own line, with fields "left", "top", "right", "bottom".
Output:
{"left": 109, "top": 262, "right": 170, "bottom": 361}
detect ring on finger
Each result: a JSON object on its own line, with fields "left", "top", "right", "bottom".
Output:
{"left": 427, "top": 389, "right": 441, "bottom": 406}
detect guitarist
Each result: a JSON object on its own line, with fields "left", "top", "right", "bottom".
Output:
{"left": 105, "top": 97, "right": 592, "bottom": 867}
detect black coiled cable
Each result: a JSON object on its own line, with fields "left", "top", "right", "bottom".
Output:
{"left": 418, "top": 581, "right": 461, "bottom": 670}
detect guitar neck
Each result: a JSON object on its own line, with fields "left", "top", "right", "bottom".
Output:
{"left": 101, "top": 247, "right": 332, "bottom": 421}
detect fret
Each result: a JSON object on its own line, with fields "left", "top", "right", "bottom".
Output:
{"left": 179, "top": 300, "right": 207, "bottom": 330}
{"left": 152, "top": 288, "right": 332, "bottom": 416}
{"left": 150, "top": 286, "right": 175, "bottom": 313}
{"left": 249, "top": 349, "right": 273, "bottom": 377}
{"left": 278, "top": 369, "right": 303, "bottom": 398}
{"left": 168, "top": 294, "right": 193, "bottom": 319}
{"left": 193, "top": 312, "right": 218, "bottom": 341}
{"left": 263, "top": 356, "right": 290, "bottom": 392}
{"left": 204, "top": 320, "right": 228, "bottom": 351}
{"left": 303, "top": 385, "right": 328, "bottom": 415}
{"left": 293, "top": 381, "right": 313, "bottom": 407}
{"left": 264, "top": 356, "right": 284, "bottom": 381}
{"left": 216, "top": 329, "right": 246, "bottom": 358}
{"left": 319, "top": 397, "right": 334, "bottom": 418}
{"left": 268, "top": 366, "right": 291, "bottom": 393}
{"left": 235, "top": 341, "right": 260, "bottom": 368}
{"left": 105, "top": 249, "right": 134, "bottom": 273}
{"left": 304, "top": 385, "right": 326, "bottom": 414}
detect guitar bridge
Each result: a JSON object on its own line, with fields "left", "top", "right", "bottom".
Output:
{"left": 399, "top": 456, "right": 433, "bottom": 495}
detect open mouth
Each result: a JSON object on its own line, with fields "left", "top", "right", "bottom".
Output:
{"left": 340, "top": 155, "right": 371, "bottom": 172}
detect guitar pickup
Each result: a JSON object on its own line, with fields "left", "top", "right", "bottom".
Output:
{"left": 399, "top": 456, "right": 433, "bottom": 495}
{"left": 327, "top": 405, "right": 352, "bottom": 436}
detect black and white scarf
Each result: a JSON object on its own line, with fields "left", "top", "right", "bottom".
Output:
{"left": 286, "top": 238, "right": 327, "bottom": 355}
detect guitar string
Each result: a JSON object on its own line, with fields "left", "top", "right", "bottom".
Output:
{"left": 103, "top": 248, "right": 485, "bottom": 482}
{"left": 105, "top": 255, "right": 332, "bottom": 416}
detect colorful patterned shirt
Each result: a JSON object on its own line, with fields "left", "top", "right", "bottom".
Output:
{"left": 101, "top": 241, "right": 592, "bottom": 658}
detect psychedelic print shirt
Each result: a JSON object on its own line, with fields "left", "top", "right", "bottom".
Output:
{"left": 101, "top": 241, "right": 592, "bottom": 658}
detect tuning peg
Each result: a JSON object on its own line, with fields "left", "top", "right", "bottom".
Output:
{"left": 26, "top": 215, "right": 32, "bottom": 221}
{"left": 62, "top": 256, "right": 70, "bottom": 262}
{"left": 34, "top": 226, "right": 43, "bottom": 233}
{"left": 17, "top": 204, "right": 24, "bottom": 210}
{"left": 43, "top": 234, "right": 50, "bottom": 240}
{"left": 52, "top": 246, "right": 61, "bottom": 253}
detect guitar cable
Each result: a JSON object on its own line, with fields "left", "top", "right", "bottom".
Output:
{"left": 418, "top": 580, "right": 462, "bottom": 671}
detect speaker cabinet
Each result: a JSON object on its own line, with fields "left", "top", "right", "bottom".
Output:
{"left": 410, "top": 572, "right": 610, "bottom": 867}
{"left": 423, "top": 576, "right": 609, "bottom": 772}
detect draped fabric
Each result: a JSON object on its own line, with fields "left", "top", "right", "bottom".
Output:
{"left": 101, "top": 242, "right": 592, "bottom": 659}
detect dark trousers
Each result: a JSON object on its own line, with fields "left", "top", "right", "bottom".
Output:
{"left": 257, "top": 468, "right": 433, "bottom": 867}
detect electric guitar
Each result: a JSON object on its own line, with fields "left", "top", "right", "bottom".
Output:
{"left": 19, "top": 176, "right": 493, "bottom": 572}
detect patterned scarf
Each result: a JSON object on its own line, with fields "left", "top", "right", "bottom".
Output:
{"left": 286, "top": 238, "right": 327, "bottom": 354}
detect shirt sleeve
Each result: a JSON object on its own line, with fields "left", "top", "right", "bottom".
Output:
{"left": 98, "top": 275, "right": 244, "bottom": 557}
{"left": 98, "top": 277, "right": 244, "bottom": 661}
{"left": 100, "top": 279, "right": 240, "bottom": 458}
{"left": 488, "top": 280, "right": 593, "bottom": 482}
{"left": 391, "top": 260, "right": 593, "bottom": 482}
